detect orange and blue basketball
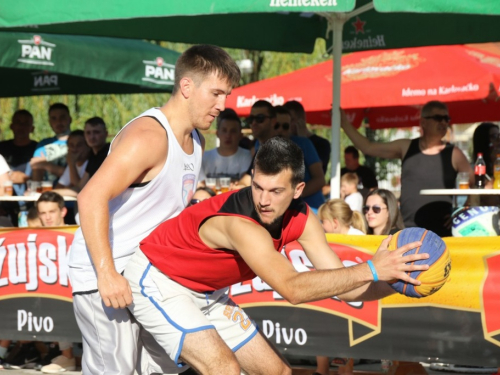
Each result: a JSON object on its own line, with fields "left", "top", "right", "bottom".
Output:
{"left": 387, "top": 227, "right": 451, "bottom": 298}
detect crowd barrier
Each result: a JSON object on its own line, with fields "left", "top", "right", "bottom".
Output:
{"left": 0, "top": 227, "right": 499, "bottom": 366}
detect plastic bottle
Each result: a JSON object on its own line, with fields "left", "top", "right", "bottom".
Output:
{"left": 18, "top": 210, "right": 28, "bottom": 228}
{"left": 494, "top": 154, "right": 500, "bottom": 189}
{"left": 474, "top": 153, "right": 486, "bottom": 189}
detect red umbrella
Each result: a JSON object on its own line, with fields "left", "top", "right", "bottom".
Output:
{"left": 227, "top": 44, "right": 500, "bottom": 129}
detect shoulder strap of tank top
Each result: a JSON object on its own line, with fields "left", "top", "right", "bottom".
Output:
{"left": 402, "top": 138, "right": 420, "bottom": 163}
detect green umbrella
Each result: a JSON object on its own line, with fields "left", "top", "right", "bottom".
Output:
{"left": 0, "top": 32, "right": 180, "bottom": 97}
{"left": 3, "top": 0, "right": 500, "bottom": 197}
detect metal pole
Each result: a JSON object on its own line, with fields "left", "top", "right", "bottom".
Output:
{"left": 329, "top": 15, "right": 346, "bottom": 199}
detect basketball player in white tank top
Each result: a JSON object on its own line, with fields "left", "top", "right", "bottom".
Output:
{"left": 68, "top": 45, "right": 241, "bottom": 375}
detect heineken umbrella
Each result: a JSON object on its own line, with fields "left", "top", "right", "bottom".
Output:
{"left": 3, "top": 1, "right": 500, "bottom": 197}
{"left": 0, "top": 32, "right": 180, "bottom": 97}
{"left": 226, "top": 44, "right": 500, "bottom": 129}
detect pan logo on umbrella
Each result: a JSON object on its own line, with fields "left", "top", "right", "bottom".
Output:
{"left": 142, "top": 56, "right": 175, "bottom": 86}
{"left": 17, "top": 34, "right": 56, "bottom": 67}
{"left": 344, "top": 16, "right": 386, "bottom": 52}
{"left": 31, "top": 71, "right": 60, "bottom": 94}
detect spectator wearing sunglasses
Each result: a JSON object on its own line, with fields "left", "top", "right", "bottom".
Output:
{"left": 341, "top": 101, "right": 473, "bottom": 237}
{"left": 364, "top": 189, "right": 404, "bottom": 235}
{"left": 187, "top": 187, "right": 216, "bottom": 207}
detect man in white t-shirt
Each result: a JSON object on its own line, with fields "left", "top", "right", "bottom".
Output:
{"left": 55, "top": 130, "right": 90, "bottom": 192}
{"left": 201, "top": 111, "right": 251, "bottom": 181}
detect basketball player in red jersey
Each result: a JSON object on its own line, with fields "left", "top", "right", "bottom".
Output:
{"left": 124, "top": 137, "right": 429, "bottom": 375}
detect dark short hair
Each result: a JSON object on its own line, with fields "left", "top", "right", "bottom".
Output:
{"left": 48, "top": 102, "right": 70, "bottom": 115}
{"left": 12, "top": 109, "right": 33, "bottom": 122}
{"left": 217, "top": 110, "right": 241, "bottom": 130}
{"left": 85, "top": 116, "right": 107, "bottom": 130}
{"left": 27, "top": 206, "right": 39, "bottom": 221}
{"left": 274, "top": 105, "right": 291, "bottom": 116}
{"left": 283, "top": 100, "right": 305, "bottom": 120}
{"left": 252, "top": 100, "right": 276, "bottom": 118}
{"left": 36, "top": 191, "right": 65, "bottom": 210}
{"left": 217, "top": 108, "right": 238, "bottom": 126}
{"left": 68, "top": 129, "right": 85, "bottom": 140}
{"left": 254, "top": 136, "right": 305, "bottom": 187}
{"left": 344, "top": 145, "right": 359, "bottom": 159}
{"left": 421, "top": 101, "right": 448, "bottom": 117}
{"left": 173, "top": 44, "right": 240, "bottom": 94}
{"left": 196, "top": 186, "right": 216, "bottom": 198}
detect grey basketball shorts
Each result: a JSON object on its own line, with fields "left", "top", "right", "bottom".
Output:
{"left": 123, "top": 248, "right": 258, "bottom": 365}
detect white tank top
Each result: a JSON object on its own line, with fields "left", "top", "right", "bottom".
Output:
{"left": 69, "top": 108, "right": 202, "bottom": 293}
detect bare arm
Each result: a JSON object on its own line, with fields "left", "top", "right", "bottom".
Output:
{"left": 78, "top": 118, "right": 168, "bottom": 309}
{"left": 452, "top": 146, "right": 474, "bottom": 185}
{"left": 297, "top": 213, "right": 396, "bottom": 301}
{"left": 200, "top": 215, "right": 428, "bottom": 305}
{"left": 301, "top": 161, "right": 325, "bottom": 198}
{"left": 341, "top": 109, "right": 409, "bottom": 160}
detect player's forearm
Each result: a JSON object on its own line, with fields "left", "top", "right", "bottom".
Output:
{"left": 279, "top": 263, "right": 374, "bottom": 305}
{"left": 337, "top": 279, "right": 395, "bottom": 302}
{"left": 78, "top": 191, "right": 115, "bottom": 276}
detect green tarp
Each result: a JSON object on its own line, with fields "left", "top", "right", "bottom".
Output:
{"left": 0, "top": 32, "right": 180, "bottom": 97}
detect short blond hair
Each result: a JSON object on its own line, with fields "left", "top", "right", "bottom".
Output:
{"left": 341, "top": 172, "right": 359, "bottom": 186}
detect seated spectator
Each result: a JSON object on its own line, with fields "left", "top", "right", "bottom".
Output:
{"left": 36, "top": 191, "right": 76, "bottom": 373}
{"left": 341, "top": 172, "right": 363, "bottom": 213}
{"left": 201, "top": 111, "right": 252, "bottom": 182}
{"left": 54, "top": 130, "right": 91, "bottom": 192}
{"left": 472, "top": 122, "right": 500, "bottom": 206}
{"left": 188, "top": 187, "right": 216, "bottom": 207}
{"left": 0, "top": 109, "right": 38, "bottom": 187}
{"left": 341, "top": 145, "right": 378, "bottom": 199}
{"left": 318, "top": 198, "right": 366, "bottom": 235}
{"left": 27, "top": 206, "right": 42, "bottom": 227}
{"left": 81, "top": 116, "right": 110, "bottom": 182}
{"left": 30, "top": 103, "right": 71, "bottom": 184}
{"left": 364, "top": 189, "right": 404, "bottom": 235}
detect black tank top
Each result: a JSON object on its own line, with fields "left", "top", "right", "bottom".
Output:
{"left": 400, "top": 138, "right": 457, "bottom": 237}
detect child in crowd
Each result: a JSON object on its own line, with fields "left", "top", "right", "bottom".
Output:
{"left": 313, "top": 199, "right": 365, "bottom": 375}
{"left": 341, "top": 172, "right": 363, "bottom": 213}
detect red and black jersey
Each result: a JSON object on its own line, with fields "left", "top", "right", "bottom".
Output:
{"left": 140, "top": 187, "right": 309, "bottom": 292}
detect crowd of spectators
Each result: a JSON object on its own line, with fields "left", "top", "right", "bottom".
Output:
{"left": 1, "top": 97, "right": 498, "bottom": 373}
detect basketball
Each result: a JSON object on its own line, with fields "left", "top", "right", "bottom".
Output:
{"left": 387, "top": 227, "right": 451, "bottom": 298}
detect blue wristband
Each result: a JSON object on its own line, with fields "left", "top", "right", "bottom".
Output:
{"left": 366, "top": 260, "right": 379, "bottom": 282}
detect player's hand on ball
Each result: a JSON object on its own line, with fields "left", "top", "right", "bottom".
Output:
{"left": 371, "top": 235, "right": 429, "bottom": 285}
{"left": 97, "top": 270, "right": 133, "bottom": 309}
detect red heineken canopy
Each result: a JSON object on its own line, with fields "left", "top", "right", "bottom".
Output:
{"left": 227, "top": 44, "right": 500, "bottom": 129}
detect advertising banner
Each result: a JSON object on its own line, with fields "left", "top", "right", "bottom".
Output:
{"left": 0, "top": 226, "right": 80, "bottom": 342}
{"left": 229, "top": 235, "right": 500, "bottom": 367}
{"left": 1, "top": 227, "right": 500, "bottom": 366}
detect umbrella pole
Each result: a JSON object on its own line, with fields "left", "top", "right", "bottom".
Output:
{"left": 329, "top": 15, "right": 346, "bottom": 200}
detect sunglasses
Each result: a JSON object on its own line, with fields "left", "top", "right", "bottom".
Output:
{"left": 423, "top": 114, "right": 451, "bottom": 123}
{"left": 274, "top": 122, "right": 290, "bottom": 131}
{"left": 188, "top": 199, "right": 201, "bottom": 206}
{"left": 363, "top": 205, "right": 387, "bottom": 214}
{"left": 246, "top": 114, "right": 272, "bottom": 125}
